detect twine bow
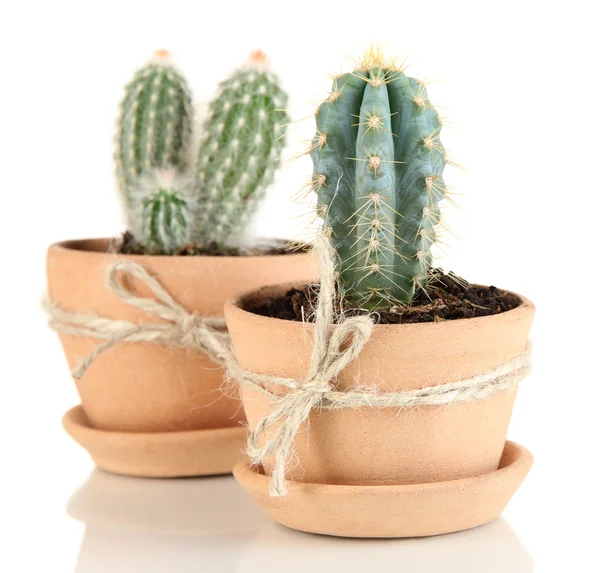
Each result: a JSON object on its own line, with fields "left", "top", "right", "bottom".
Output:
{"left": 228, "top": 236, "right": 373, "bottom": 495}
{"left": 45, "top": 261, "right": 230, "bottom": 379}
{"left": 232, "top": 316, "right": 374, "bottom": 497}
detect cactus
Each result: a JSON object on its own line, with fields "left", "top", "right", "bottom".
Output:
{"left": 114, "top": 50, "right": 288, "bottom": 254}
{"left": 311, "top": 49, "right": 447, "bottom": 310}
{"left": 140, "top": 171, "right": 191, "bottom": 253}
{"left": 193, "top": 50, "right": 289, "bottom": 245}
{"left": 115, "top": 50, "right": 193, "bottom": 253}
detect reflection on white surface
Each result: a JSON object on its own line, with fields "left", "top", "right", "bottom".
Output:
{"left": 239, "top": 519, "right": 535, "bottom": 573}
{"left": 67, "top": 469, "right": 266, "bottom": 573}
{"left": 68, "top": 470, "right": 534, "bottom": 573}
{"left": 67, "top": 469, "right": 263, "bottom": 535}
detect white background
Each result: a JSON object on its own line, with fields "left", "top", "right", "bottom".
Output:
{"left": 2, "top": 1, "right": 599, "bottom": 571}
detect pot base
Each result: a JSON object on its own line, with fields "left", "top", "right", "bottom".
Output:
{"left": 233, "top": 440, "right": 533, "bottom": 538}
{"left": 63, "top": 405, "right": 246, "bottom": 478}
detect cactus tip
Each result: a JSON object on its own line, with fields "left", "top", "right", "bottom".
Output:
{"left": 353, "top": 45, "right": 408, "bottom": 77}
{"left": 150, "top": 49, "right": 172, "bottom": 64}
{"left": 355, "top": 44, "right": 390, "bottom": 72}
{"left": 250, "top": 49, "right": 267, "bottom": 62}
{"left": 247, "top": 49, "right": 270, "bottom": 69}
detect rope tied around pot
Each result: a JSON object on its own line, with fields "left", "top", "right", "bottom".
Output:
{"left": 44, "top": 261, "right": 231, "bottom": 379}
{"left": 227, "top": 234, "right": 532, "bottom": 496}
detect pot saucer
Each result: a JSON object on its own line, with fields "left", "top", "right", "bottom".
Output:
{"left": 63, "top": 405, "right": 247, "bottom": 478}
{"left": 233, "top": 440, "right": 533, "bottom": 538}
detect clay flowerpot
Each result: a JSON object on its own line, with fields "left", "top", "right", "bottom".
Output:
{"left": 225, "top": 282, "right": 535, "bottom": 537}
{"left": 47, "top": 239, "right": 315, "bottom": 477}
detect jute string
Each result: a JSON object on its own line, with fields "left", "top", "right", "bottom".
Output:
{"left": 44, "top": 235, "right": 531, "bottom": 497}
{"left": 44, "top": 261, "right": 231, "bottom": 379}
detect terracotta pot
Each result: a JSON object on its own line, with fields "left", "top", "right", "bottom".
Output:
{"left": 225, "top": 282, "right": 534, "bottom": 486}
{"left": 47, "top": 239, "right": 315, "bottom": 434}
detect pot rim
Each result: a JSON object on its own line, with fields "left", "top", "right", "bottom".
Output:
{"left": 48, "top": 237, "right": 312, "bottom": 262}
{"left": 225, "top": 281, "right": 535, "bottom": 332}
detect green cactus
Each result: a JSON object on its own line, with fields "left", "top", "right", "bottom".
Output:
{"left": 141, "top": 182, "right": 190, "bottom": 254}
{"left": 193, "top": 50, "right": 289, "bottom": 245}
{"left": 115, "top": 50, "right": 193, "bottom": 253}
{"left": 311, "top": 49, "right": 447, "bottom": 310}
{"left": 114, "top": 50, "right": 289, "bottom": 254}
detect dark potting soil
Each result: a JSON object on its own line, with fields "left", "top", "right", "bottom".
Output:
{"left": 250, "top": 271, "right": 521, "bottom": 325}
{"left": 118, "top": 231, "right": 310, "bottom": 257}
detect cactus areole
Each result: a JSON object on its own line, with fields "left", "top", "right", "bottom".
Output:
{"left": 312, "top": 51, "right": 447, "bottom": 310}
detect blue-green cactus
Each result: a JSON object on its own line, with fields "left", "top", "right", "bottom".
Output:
{"left": 194, "top": 50, "right": 289, "bottom": 245}
{"left": 311, "top": 49, "right": 447, "bottom": 309}
{"left": 115, "top": 50, "right": 193, "bottom": 253}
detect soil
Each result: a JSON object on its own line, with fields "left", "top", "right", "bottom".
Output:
{"left": 250, "top": 270, "right": 521, "bottom": 324}
{"left": 118, "top": 231, "right": 310, "bottom": 257}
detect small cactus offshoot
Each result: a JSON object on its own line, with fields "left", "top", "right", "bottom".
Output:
{"left": 311, "top": 48, "right": 447, "bottom": 309}
{"left": 140, "top": 170, "right": 191, "bottom": 253}
{"left": 194, "top": 50, "right": 289, "bottom": 246}
{"left": 114, "top": 50, "right": 288, "bottom": 254}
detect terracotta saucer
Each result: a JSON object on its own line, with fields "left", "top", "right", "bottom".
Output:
{"left": 63, "top": 405, "right": 247, "bottom": 478}
{"left": 234, "top": 440, "right": 533, "bottom": 538}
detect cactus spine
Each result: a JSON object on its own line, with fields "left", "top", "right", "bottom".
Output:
{"left": 312, "top": 49, "right": 447, "bottom": 309}
{"left": 194, "top": 50, "right": 289, "bottom": 245}
{"left": 115, "top": 50, "right": 193, "bottom": 253}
